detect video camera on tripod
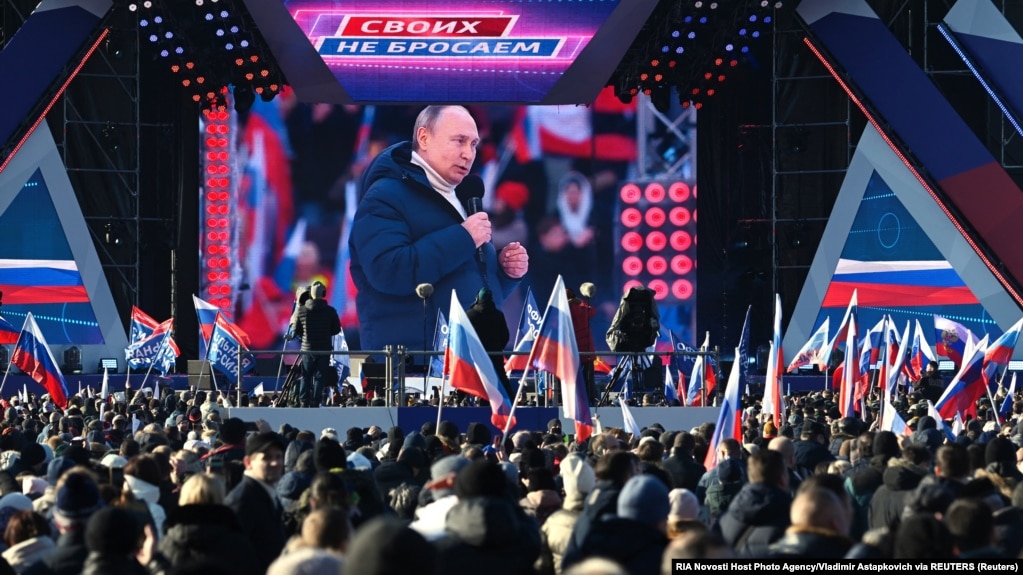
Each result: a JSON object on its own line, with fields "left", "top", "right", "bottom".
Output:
{"left": 600, "top": 287, "right": 662, "bottom": 405}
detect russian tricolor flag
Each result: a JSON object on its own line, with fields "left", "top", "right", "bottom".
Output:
{"left": 909, "top": 318, "right": 937, "bottom": 381}
{"left": 0, "top": 315, "right": 17, "bottom": 345}
{"left": 935, "top": 334, "right": 989, "bottom": 419}
{"left": 762, "top": 294, "right": 785, "bottom": 429}
{"left": 11, "top": 313, "right": 68, "bottom": 409}
{"left": 982, "top": 317, "right": 1023, "bottom": 391}
{"left": 193, "top": 295, "right": 220, "bottom": 358}
{"left": 443, "top": 291, "right": 516, "bottom": 432}
{"left": 528, "top": 276, "right": 593, "bottom": 443}
{"left": 704, "top": 345, "right": 744, "bottom": 470}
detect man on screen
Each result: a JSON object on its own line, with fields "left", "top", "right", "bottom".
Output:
{"left": 349, "top": 105, "right": 528, "bottom": 354}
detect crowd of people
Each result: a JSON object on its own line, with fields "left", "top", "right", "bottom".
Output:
{"left": 0, "top": 372, "right": 1014, "bottom": 575}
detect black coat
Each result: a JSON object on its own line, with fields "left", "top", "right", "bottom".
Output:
{"left": 82, "top": 554, "right": 149, "bottom": 575}
{"left": 715, "top": 482, "right": 792, "bottom": 558}
{"left": 661, "top": 448, "right": 705, "bottom": 492}
{"left": 767, "top": 528, "right": 854, "bottom": 559}
{"left": 435, "top": 496, "right": 541, "bottom": 575}
{"left": 295, "top": 298, "right": 341, "bottom": 352}
{"left": 224, "top": 476, "right": 287, "bottom": 572}
{"left": 565, "top": 516, "right": 667, "bottom": 575}
{"left": 868, "top": 460, "right": 927, "bottom": 531}
{"left": 157, "top": 504, "right": 261, "bottom": 575}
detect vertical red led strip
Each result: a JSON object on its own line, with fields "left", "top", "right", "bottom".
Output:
{"left": 200, "top": 108, "right": 234, "bottom": 308}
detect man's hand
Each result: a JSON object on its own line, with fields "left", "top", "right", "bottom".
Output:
{"left": 461, "top": 212, "right": 492, "bottom": 248}
{"left": 499, "top": 242, "right": 529, "bottom": 279}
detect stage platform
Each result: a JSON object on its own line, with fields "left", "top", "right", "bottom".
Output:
{"left": 223, "top": 406, "right": 721, "bottom": 437}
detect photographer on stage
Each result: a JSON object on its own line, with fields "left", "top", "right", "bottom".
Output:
{"left": 293, "top": 281, "right": 341, "bottom": 407}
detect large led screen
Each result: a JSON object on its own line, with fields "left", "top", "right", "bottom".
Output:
{"left": 245, "top": 0, "right": 657, "bottom": 104}
{"left": 199, "top": 91, "right": 700, "bottom": 355}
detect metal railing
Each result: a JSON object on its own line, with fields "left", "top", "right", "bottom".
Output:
{"left": 237, "top": 345, "right": 721, "bottom": 407}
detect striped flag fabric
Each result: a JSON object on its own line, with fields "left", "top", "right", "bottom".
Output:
{"left": 0, "top": 315, "right": 17, "bottom": 345}
{"left": 11, "top": 313, "right": 69, "bottom": 409}
{"left": 982, "top": 317, "right": 1023, "bottom": 391}
{"left": 619, "top": 396, "right": 641, "bottom": 438}
{"left": 505, "top": 288, "right": 542, "bottom": 373}
{"left": 761, "top": 294, "right": 785, "bottom": 429}
{"left": 786, "top": 317, "right": 829, "bottom": 373}
{"left": 935, "top": 335, "right": 989, "bottom": 419}
{"left": 704, "top": 345, "right": 744, "bottom": 470}
{"left": 527, "top": 276, "right": 593, "bottom": 443}
{"left": 443, "top": 291, "right": 516, "bottom": 431}
{"left": 129, "top": 306, "right": 159, "bottom": 345}
{"left": 934, "top": 315, "right": 977, "bottom": 369}
{"left": 908, "top": 318, "right": 938, "bottom": 381}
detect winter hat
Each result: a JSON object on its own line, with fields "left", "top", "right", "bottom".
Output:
{"left": 86, "top": 506, "right": 142, "bottom": 555}
{"left": 498, "top": 461, "right": 520, "bottom": 487}
{"left": 420, "top": 422, "right": 436, "bottom": 436}
{"left": 321, "top": 427, "right": 340, "bottom": 443}
{"left": 53, "top": 472, "right": 104, "bottom": 528}
{"left": 19, "top": 443, "right": 46, "bottom": 469}
{"left": 314, "top": 438, "right": 347, "bottom": 472}
{"left": 276, "top": 471, "right": 312, "bottom": 510}
{"left": 219, "top": 418, "right": 246, "bottom": 445}
{"left": 396, "top": 447, "right": 426, "bottom": 471}
{"left": 986, "top": 436, "right": 1016, "bottom": 467}
{"left": 387, "top": 426, "right": 405, "bottom": 447}
{"left": 284, "top": 439, "right": 315, "bottom": 473}
{"left": 717, "top": 458, "right": 743, "bottom": 483}
{"left": 402, "top": 431, "right": 426, "bottom": 451}
{"left": 437, "top": 421, "right": 459, "bottom": 441}
{"left": 669, "top": 488, "right": 700, "bottom": 522}
{"left": 430, "top": 455, "right": 469, "bottom": 481}
{"left": 455, "top": 459, "right": 508, "bottom": 499}
{"left": 466, "top": 422, "right": 490, "bottom": 446}
{"left": 616, "top": 474, "right": 670, "bottom": 526}
{"left": 345, "top": 516, "right": 436, "bottom": 575}
{"left": 46, "top": 456, "right": 76, "bottom": 486}
{"left": 560, "top": 453, "right": 596, "bottom": 508}
{"left": 245, "top": 431, "right": 286, "bottom": 457}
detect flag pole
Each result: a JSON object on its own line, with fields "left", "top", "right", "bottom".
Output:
{"left": 139, "top": 333, "right": 170, "bottom": 392}
{"left": 274, "top": 337, "right": 288, "bottom": 393}
{"left": 434, "top": 373, "right": 445, "bottom": 437}
{"left": 0, "top": 348, "right": 13, "bottom": 398}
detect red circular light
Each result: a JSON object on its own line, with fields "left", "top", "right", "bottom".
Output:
{"left": 672, "top": 255, "right": 694, "bottom": 275}
{"left": 645, "top": 182, "right": 666, "bottom": 203}
{"left": 693, "top": 185, "right": 698, "bottom": 198}
{"left": 645, "top": 207, "right": 666, "bottom": 228}
{"left": 207, "top": 218, "right": 219, "bottom": 228}
{"left": 669, "top": 207, "right": 691, "bottom": 227}
{"left": 218, "top": 178, "right": 230, "bottom": 188}
{"left": 645, "top": 231, "right": 667, "bottom": 251}
{"left": 620, "top": 183, "right": 642, "bottom": 204}
{"left": 219, "top": 257, "right": 230, "bottom": 268}
{"left": 621, "top": 232, "right": 644, "bottom": 252}
{"left": 623, "top": 280, "right": 644, "bottom": 294}
{"left": 671, "top": 231, "right": 692, "bottom": 251}
{"left": 217, "top": 165, "right": 229, "bottom": 175}
{"left": 669, "top": 182, "right": 691, "bottom": 202}
{"left": 620, "top": 208, "right": 643, "bottom": 228}
{"left": 646, "top": 256, "right": 668, "bottom": 275}
{"left": 622, "top": 256, "right": 644, "bottom": 276}
{"left": 206, "top": 272, "right": 218, "bottom": 282}
{"left": 673, "top": 280, "right": 694, "bottom": 300}
{"left": 206, "top": 165, "right": 217, "bottom": 175}
{"left": 207, "top": 257, "right": 221, "bottom": 268}
{"left": 649, "top": 279, "right": 669, "bottom": 299}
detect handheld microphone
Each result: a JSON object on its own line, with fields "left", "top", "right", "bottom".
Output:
{"left": 456, "top": 175, "right": 490, "bottom": 287}
{"left": 416, "top": 283, "right": 434, "bottom": 299}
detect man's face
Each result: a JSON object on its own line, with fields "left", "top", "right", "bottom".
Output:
{"left": 416, "top": 107, "right": 479, "bottom": 186}
{"left": 245, "top": 446, "right": 284, "bottom": 485}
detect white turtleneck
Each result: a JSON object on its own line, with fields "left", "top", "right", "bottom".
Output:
{"left": 411, "top": 150, "right": 467, "bottom": 219}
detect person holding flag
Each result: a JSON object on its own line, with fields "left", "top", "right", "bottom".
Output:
{"left": 465, "top": 287, "right": 512, "bottom": 400}
{"left": 293, "top": 281, "right": 341, "bottom": 407}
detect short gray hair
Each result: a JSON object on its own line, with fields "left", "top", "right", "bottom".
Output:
{"left": 411, "top": 105, "right": 468, "bottom": 151}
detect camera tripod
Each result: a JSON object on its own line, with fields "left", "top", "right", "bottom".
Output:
{"left": 272, "top": 355, "right": 341, "bottom": 407}
{"left": 597, "top": 354, "right": 639, "bottom": 407}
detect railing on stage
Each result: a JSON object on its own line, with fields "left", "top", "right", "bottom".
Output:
{"left": 237, "top": 345, "right": 722, "bottom": 407}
